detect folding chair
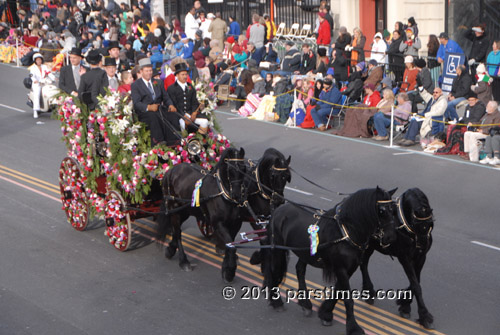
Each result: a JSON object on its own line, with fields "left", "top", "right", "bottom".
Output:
{"left": 275, "top": 23, "right": 286, "bottom": 40}
{"left": 297, "top": 24, "right": 312, "bottom": 42}
{"left": 284, "top": 23, "right": 300, "bottom": 41}
{"left": 326, "top": 95, "right": 349, "bottom": 129}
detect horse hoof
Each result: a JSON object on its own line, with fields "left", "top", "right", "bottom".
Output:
{"left": 249, "top": 251, "right": 262, "bottom": 265}
{"left": 365, "top": 298, "right": 375, "bottom": 305}
{"left": 164, "top": 247, "right": 176, "bottom": 259}
{"left": 180, "top": 263, "right": 193, "bottom": 272}
{"left": 321, "top": 320, "right": 333, "bottom": 327}
{"left": 399, "top": 311, "right": 411, "bottom": 319}
{"left": 222, "top": 270, "right": 235, "bottom": 283}
{"left": 302, "top": 307, "right": 313, "bottom": 317}
{"left": 419, "top": 319, "right": 434, "bottom": 330}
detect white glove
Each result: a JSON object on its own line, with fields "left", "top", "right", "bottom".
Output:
{"left": 345, "top": 45, "right": 350, "bottom": 51}
{"left": 468, "top": 58, "right": 475, "bottom": 66}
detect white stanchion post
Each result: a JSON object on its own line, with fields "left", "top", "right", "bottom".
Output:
{"left": 292, "top": 88, "right": 297, "bottom": 128}
{"left": 390, "top": 105, "right": 394, "bottom": 147}
{"left": 16, "top": 38, "right": 20, "bottom": 67}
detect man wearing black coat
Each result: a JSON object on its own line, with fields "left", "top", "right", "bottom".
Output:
{"left": 131, "top": 58, "right": 179, "bottom": 145}
{"left": 59, "top": 47, "right": 83, "bottom": 95}
{"left": 78, "top": 50, "right": 108, "bottom": 110}
{"left": 445, "top": 65, "right": 472, "bottom": 121}
{"left": 167, "top": 62, "right": 209, "bottom": 133}
{"left": 465, "top": 25, "right": 490, "bottom": 79}
{"left": 299, "top": 43, "right": 316, "bottom": 75}
{"left": 107, "top": 40, "right": 130, "bottom": 72}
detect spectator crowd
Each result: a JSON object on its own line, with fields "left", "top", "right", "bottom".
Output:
{"left": 1, "top": 0, "right": 500, "bottom": 164}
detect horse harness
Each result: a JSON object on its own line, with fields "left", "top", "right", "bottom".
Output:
{"left": 395, "top": 197, "right": 433, "bottom": 250}
{"left": 247, "top": 158, "right": 288, "bottom": 205}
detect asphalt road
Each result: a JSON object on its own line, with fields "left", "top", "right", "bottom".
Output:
{"left": 1, "top": 62, "right": 499, "bottom": 335}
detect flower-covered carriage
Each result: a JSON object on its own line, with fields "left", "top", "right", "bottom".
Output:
{"left": 56, "top": 88, "right": 229, "bottom": 251}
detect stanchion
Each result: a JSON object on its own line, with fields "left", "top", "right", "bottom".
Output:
{"left": 389, "top": 105, "right": 394, "bottom": 147}
{"left": 16, "top": 38, "right": 20, "bottom": 67}
{"left": 292, "top": 88, "right": 297, "bottom": 128}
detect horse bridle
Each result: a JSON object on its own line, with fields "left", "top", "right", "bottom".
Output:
{"left": 217, "top": 157, "right": 246, "bottom": 204}
{"left": 395, "top": 197, "right": 434, "bottom": 249}
{"left": 372, "top": 199, "right": 396, "bottom": 248}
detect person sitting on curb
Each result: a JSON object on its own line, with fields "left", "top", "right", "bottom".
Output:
{"left": 310, "top": 78, "right": 342, "bottom": 131}
{"left": 372, "top": 92, "right": 411, "bottom": 141}
{"left": 398, "top": 87, "right": 447, "bottom": 147}
{"left": 464, "top": 101, "right": 500, "bottom": 162}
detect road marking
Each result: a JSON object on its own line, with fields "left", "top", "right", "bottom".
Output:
{"left": 471, "top": 240, "right": 500, "bottom": 252}
{"left": 393, "top": 152, "right": 415, "bottom": 156}
{"left": 0, "top": 175, "right": 60, "bottom": 202}
{"left": 0, "top": 103, "right": 26, "bottom": 113}
{"left": 0, "top": 164, "right": 59, "bottom": 190}
{"left": 320, "top": 197, "right": 333, "bottom": 201}
{"left": 226, "top": 117, "right": 245, "bottom": 120}
{"left": 285, "top": 186, "right": 313, "bottom": 196}
{"left": 1, "top": 166, "right": 444, "bottom": 335}
{"left": 0, "top": 168, "right": 59, "bottom": 194}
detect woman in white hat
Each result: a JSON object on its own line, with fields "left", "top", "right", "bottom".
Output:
{"left": 29, "top": 53, "right": 54, "bottom": 118}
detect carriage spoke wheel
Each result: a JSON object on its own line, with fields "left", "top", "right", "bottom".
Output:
{"left": 104, "top": 190, "right": 132, "bottom": 252}
{"left": 197, "top": 220, "right": 214, "bottom": 238}
{"left": 59, "top": 157, "right": 89, "bottom": 231}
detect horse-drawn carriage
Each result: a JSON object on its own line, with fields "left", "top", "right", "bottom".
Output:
{"left": 56, "top": 90, "right": 230, "bottom": 251}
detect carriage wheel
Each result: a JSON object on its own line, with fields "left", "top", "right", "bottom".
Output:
{"left": 59, "top": 157, "right": 89, "bottom": 231}
{"left": 104, "top": 190, "right": 132, "bottom": 252}
{"left": 197, "top": 220, "right": 214, "bottom": 238}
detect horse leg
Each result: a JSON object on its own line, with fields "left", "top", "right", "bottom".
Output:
{"left": 261, "top": 247, "right": 286, "bottom": 310}
{"left": 336, "top": 269, "right": 365, "bottom": 335}
{"left": 407, "top": 253, "right": 434, "bottom": 329}
{"left": 175, "top": 212, "right": 192, "bottom": 271}
{"left": 295, "top": 259, "right": 313, "bottom": 316}
{"left": 218, "top": 219, "right": 242, "bottom": 283}
{"left": 359, "top": 246, "right": 376, "bottom": 304}
{"left": 164, "top": 213, "right": 179, "bottom": 259}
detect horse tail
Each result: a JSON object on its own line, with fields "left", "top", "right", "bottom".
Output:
{"left": 262, "top": 215, "right": 289, "bottom": 289}
{"left": 322, "top": 266, "right": 337, "bottom": 284}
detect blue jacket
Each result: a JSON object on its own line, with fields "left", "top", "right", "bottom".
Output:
{"left": 182, "top": 41, "right": 194, "bottom": 59}
{"left": 229, "top": 21, "right": 241, "bottom": 37}
{"left": 249, "top": 47, "right": 264, "bottom": 66}
{"left": 316, "top": 86, "right": 342, "bottom": 113}
{"left": 437, "top": 39, "right": 464, "bottom": 61}
{"left": 487, "top": 50, "right": 500, "bottom": 77}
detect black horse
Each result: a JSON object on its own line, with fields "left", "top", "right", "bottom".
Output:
{"left": 156, "top": 147, "right": 247, "bottom": 282}
{"left": 360, "top": 187, "right": 434, "bottom": 329}
{"left": 262, "top": 187, "right": 397, "bottom": 335}
{"left": 241, "top": 148, "right": 291, "bottom": 265}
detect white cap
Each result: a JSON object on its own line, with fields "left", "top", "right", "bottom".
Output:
{"left": 207, "top": 13, "right": 215, "bottom": 19}
{"left": 41, "top": 24, "right": 49, "bottom": 30}
{"left": 404, "top": 55, "right": 414, "bottom": 64}
{"left": 33, "top": 52, "right": 43, "bottom": 61}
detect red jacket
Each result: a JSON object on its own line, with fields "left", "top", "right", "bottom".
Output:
{"left": 363, "top": 90, "right": 381, "bottom": 107}
{"left": 317, "top": 20, "right": 331, "bottom": 46}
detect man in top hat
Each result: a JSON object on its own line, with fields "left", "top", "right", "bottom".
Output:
{"left": 103, "top": 57, "right": 119, "bottom": 91}
{"left": 131, "top": 58, "right": 179, "bottom": 145}
{"left": 78, "top": 49, "right": 108, "bottom": 110}
{"left": 59, "top": 47, "right": 84, "bottom": 95}
{"left": 107, "top": 40, "right": 130, "bottom": 72}
{"left": 167, "top": 62, "right": 209, "bottom": 133}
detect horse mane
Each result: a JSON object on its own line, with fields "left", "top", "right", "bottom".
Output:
{"left": 337, "top": 188, "right": 383, "bottom": 233}
{"left": 258, "top": 148, "right": 291, "bottom": 187}
{"left": 215, "top": 147, "right": 238, "bottom": 186}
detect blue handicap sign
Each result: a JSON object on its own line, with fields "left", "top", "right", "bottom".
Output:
{"left": 442, "top": 52, "right": 465, "bottom": 93}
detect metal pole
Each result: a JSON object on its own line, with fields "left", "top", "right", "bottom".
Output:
{"left": 16, "top": 38, "right": 20, "bottom": 67}
{"left": 389, "top": 105, "right": 394, "bottom": 147}
{"left": 293, "top": 88, "right": 297, "bottom": 127}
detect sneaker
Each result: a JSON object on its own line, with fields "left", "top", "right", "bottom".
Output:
{"left": 401, "top": 139, "right": 416, "bottom": 147}
{"left": 490, "top": 157, "right": 500, "bottom": 165}
{"left": 33, "top": 110, "right": 38, "bottom": 119}
{"left": 373, "top": 135, "right": 389, "bottom": 141}
{"left": 448, "top": 119, "right": 457, "bottom": 125}
{"left": 230, "top": 109, "right": 238, "bottom": 114}
{"left": 479, "top": 156, "right": 493, "bottom": 164}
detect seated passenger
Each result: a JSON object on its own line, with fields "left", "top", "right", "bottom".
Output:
{"left": 167, "top": 62, "right": 209, "bottom": 133}
{"left": 131, "top": 58, "right": 179, "bottom": 146}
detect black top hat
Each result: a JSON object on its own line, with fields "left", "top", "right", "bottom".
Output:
{"left": 86, "top": 49, "right": 102, "bottom": 65}
{"left": 103, "top": 56, "right": 117, "bottom": 67}
{"left": 69, "top": 47, "right": 83, "bottom": 57}
{"left": 174, "top": 62, "right": 189, "bottom": 74}
{"left": 107, "top": 41, "right": 120, "bottom": 50}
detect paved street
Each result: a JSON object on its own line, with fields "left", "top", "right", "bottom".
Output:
{"left": 1, "top": 62, "right": 499, "bottom": 335}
